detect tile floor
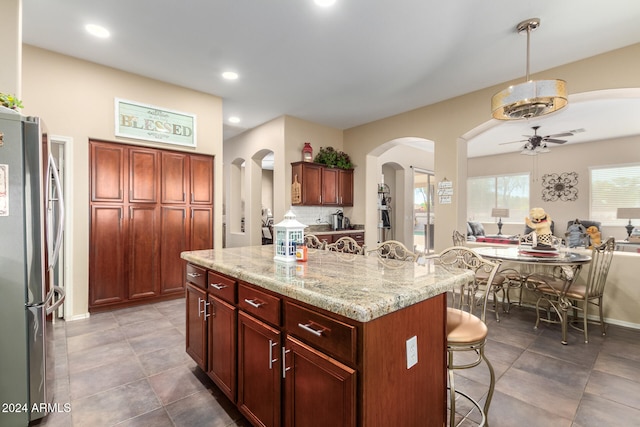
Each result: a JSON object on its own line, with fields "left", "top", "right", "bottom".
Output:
{"left": 34, "top": 297, "right": 640, "bottom": 427}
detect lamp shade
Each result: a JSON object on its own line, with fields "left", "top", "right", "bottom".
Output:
{"left": 491, "top": 208, "right": 510, "bottom": 218}
{"left": 492, "top": 80, "right": 568, "bottom": 120}
{"left": 616, "top": 207, "right": 640, "bottom": 219}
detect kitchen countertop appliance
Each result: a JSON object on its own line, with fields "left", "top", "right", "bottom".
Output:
{"left": 0, "top": 110, "right": 65, "bottom": 426}
{"left": 330, "top": 209, "right": 344, "bottom": 230}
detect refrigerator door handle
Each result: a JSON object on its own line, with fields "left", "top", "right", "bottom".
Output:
{"left": 45, "top": 286, "right": 65, "bottom": 315}
{"left": 47, "top": 153, "right": 65, "bottom": 269}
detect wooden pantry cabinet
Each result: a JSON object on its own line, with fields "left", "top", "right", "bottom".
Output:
{"left": 89, "top": 140, "right": 213, "bottom": 311}
{"left": 291, "top": 162, "right": 353, "bottom": 206}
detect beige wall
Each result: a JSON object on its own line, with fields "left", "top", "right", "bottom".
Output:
{"left": 224, "top": 115, "right": 342, "bottom": 247}
{"left": 344, "top": 43, "right": 640, "bottom": 252}
{"left": 22, "top": 45, "right": 224, "bottom": 319}
{"left": 467, "top": 135, "right": 640, "bottom": 239}
{"left": 0, "top": 0, "right": 21, "bottom": 96}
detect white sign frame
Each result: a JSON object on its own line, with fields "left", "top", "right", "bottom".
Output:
{"left": 115, "top": 98, "right": 197, "bottom": 147}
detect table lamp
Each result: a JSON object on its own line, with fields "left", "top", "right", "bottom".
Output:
{"left": 491, "top": 208, "right": 509, "bottom": 235}
{"left": 616, "top": 207, "right": 640, "bottom": 240}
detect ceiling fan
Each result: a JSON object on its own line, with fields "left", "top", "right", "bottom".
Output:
{"left": 499, "top": 125, "right": 582, "bottom": 155}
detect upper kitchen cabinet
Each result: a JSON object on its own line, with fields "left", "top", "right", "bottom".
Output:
{"left": 91, "top": 142, "right": 126, "bottom": 203}
{"left": 291, "top": 162, "right": 353, "bottom": 207}
{"left": 161, "top": 151, "right": 189, "bottom": 204}
{"left": 129, "top": 147, "right": 159, "bottom": 204}
{"left": 190, "top": 154, "right": 214, "bottom": 204}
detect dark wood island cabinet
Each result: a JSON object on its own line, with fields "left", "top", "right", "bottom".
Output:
{"left": 181, "top": 246, "right": 473, "bottom": 427}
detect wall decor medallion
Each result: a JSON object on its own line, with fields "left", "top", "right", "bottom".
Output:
{"left": 541, "top": 172, "right": 578, "bottom": 202}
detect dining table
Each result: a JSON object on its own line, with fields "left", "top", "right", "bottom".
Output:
{"left": 474, "top": 246, "right": 592, "bottom": 343}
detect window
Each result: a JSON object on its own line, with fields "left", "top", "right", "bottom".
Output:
{"left": 590, "top": 164, "right": 640, "bottom": 224}
{"left": 467, "top": 173, "right": 530, "bottom": 222}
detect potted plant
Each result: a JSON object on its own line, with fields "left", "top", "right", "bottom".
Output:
{"left": 0, "top": 93, "right": 23, "bottom": 110}
{"left": 314, "top": 146, "right": 353, "bottom": 169}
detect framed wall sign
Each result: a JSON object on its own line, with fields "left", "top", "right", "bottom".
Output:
{"left": 115, "top": 98, "right": 197, "bottom": 147}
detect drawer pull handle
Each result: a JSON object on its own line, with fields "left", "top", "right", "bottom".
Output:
{"left": 298, "top": 322, "right": 324, "bottom": 337}
{"left": 187, "top": 272, "right": 202, "bottom": 278}
{"left": 282, "top": 347, "right": 291, "bottom": 378}
{"left": 210, "top": 283, "right": 227, "bottom": 290}
{"left": 244, "top": 298, "right": 264, "bottom": 308}
{"left": 268, "top": 339, "right": 278, "bottom": 370}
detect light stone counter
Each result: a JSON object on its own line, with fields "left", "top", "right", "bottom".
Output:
{"left": 181, "top": 245, "right": 473, "bottom": 322}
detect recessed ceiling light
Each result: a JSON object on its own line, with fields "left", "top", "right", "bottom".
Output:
{"left": 314, "top": 0, "right": 337, "bottom": 7}
{"left": 222, "top": 71, "right": 239, "bottom": 80}
{"left": 85, "top": 24, "right": 110, "bottom": 38}
{"left": 228, "top": 117, "right": 241, "bottom": 124}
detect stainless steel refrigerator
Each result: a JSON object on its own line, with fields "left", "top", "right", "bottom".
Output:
{"left": 0, "top": 110, "right": 65, "bottom": 426}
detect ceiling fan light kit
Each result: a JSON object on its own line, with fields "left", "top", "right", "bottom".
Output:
{"left": 492, "top": 18, "right": 568, "bottom": 120}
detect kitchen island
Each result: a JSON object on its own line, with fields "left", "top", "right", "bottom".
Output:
{"left": 181, "top": 246, "right": 473, "bottom": 427}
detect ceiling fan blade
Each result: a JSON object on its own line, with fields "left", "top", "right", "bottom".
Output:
{"left": 544, "top": 138, "right": 567, "bottom": 144}
{"left": 544, "top": 132, "right": 573, "bottom": 138}
{"left": 498, "top": 139, "right": 527, "bottom": 145}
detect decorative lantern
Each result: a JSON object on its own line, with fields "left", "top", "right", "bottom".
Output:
{"left": 273, "top": 209, "right": 306, "bottom": 262}
{"left": 302, "top": 142, "right": 313, "bottom": 162}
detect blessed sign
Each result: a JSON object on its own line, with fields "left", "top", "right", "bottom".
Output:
{"left": 115, "top": 98, "right": 197, "bottom": 147}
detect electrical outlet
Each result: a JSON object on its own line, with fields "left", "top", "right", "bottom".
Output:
{"left": 406, "top": 336, "right": 418, "bottom": 369}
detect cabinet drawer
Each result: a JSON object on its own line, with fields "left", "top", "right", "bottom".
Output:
{"left": 349, "top": 232, "right": 364, "bottom": 244}
{"left": 186, "top": 264, "right": 206, "bottom": 290}
{"left": 284, "top": 301, "right": 357, "bottom": 365}
{"left": 238, "top": 283, "right": 281, "bottom": 326}
{"left": 208, "top": 271, "right": 236, "bottom": 304}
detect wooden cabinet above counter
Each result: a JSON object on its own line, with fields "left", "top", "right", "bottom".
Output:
{"left": 291, "top": 162, "right": 353, "bottom": 206}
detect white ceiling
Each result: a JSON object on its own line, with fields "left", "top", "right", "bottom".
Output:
{"left": 21, "top": 0, "right": 640, "bottom": 156}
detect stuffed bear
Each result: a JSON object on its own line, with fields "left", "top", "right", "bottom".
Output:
{"left": 565, "top": 219, "right": 587, "bottom": 248}
{"left": 586, "top": 225, "right": 602, "bottom": 249}
{"left": 525, "top": 207, "right": 554, "bottom": 247}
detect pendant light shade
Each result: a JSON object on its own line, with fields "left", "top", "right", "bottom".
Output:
{"left": 492, "top": 18, "right": 568, "bottom": 120}
{"left": 492, "top": 79, "right": 567, "bottom": 120}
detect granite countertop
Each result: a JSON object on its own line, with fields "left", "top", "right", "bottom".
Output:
{"left": 181, "top": 246, "right": 473, "bottom": 322}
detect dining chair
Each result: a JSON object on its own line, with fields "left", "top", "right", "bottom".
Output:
{"left": 532, "top": 237, "right": 615, "bottom": 344}
{"left": 326, "top": 236, "right": 365, "bottom": 255}
{"left": 304, "top": 234, "right": 326, "bottom": 250}
{"left": 366, "top": 240, "right": 418, "bottom": 261}
{"left": 434, "top": 246, "right": 498, "bottom": 427}
{"left": 452, "top": 230, "right": 467, "bottom": 246}
{"left": 452, "top": 230, "right": 507, "bottom": 321}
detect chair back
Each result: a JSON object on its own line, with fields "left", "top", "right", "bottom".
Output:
{"left": 304, "top": 234, "right": 326, "bottom": 250}
{"left": 585, "top": 237, "right": 615, "bottom": 298}
{"left": 452, "top": 230, "right": 466, "bottom": 246}
{"left": 436, "top": 246, "right": 501, "bottom": 322}
{"left": 367, "top": 240, "right": 418, "bottom": 261}
{"left": 326, "top": 236, "right": 365, "bottom": 255}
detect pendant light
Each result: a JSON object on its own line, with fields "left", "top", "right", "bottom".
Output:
{"left": 491, "top": 18, "right": 568, "bottom": 120}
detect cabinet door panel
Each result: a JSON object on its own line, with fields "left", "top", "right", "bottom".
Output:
{"left": 338, "top": 169, "right": 353, "bottom": 206}
{"left": 129, "top": 206, "right": 159, "bottom": 299}
{"left": 208, "top": 296, "right": 237, "bottom": 402}
{"left": 322, "top": 167, "right": 339, "bottom": 205}
{"left": 161, "top": 152, "right": 188, "bottom": 204}
{"left": 89, "top": 205, "right": 126, "bottom": 306}
{"left": 91, "top": 142, "right": 125, "bottom": 202}
{"left": 160, "top": 206, "right": 188, "bottom": 294}
{"left": 129, "top": 148, "right": 158, "bottom": 203}
{"left": 186, "top": 284, "right": 207, "bottom": 370}
{"left": 191, "top": 207, "right": 213, "bottom": 251}
{"left": 284, "top": 336, "right": 356, "bottom": 427}
{"left": 190, "top": 155, "right": 214, "bottom": 204}
{"left": 237, "top": 311, "right": 281, "bottom": 427}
